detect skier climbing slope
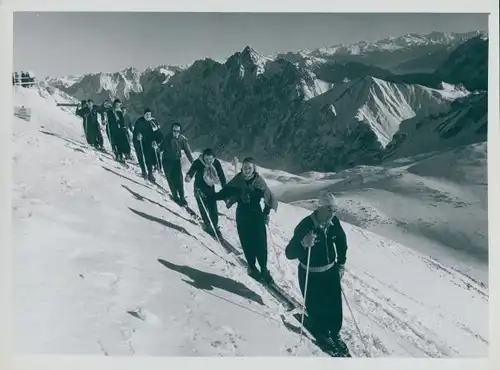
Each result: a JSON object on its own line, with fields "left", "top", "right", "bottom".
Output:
{"left": 11, "top": 86, "right": 489, "bottom": 357}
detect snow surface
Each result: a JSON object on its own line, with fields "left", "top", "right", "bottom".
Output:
{"left": 13, "top": 87, "right": 488, "bottom": 357}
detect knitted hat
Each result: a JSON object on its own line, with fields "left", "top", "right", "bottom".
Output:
{"left": 318, "top": 190, "right": 336, "bottom": 208}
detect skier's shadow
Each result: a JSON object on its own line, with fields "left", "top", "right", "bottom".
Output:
{"left": 122, "top": 185, "right": 197, "bottom": 226}
{"left": 39, "top": 129, "right": 86, "bottom": 148}
{"left": 129, "top": 207, "right": 191, "bottom": 237}
{"left": 101, "top": 166, "right": 152, "bottom": 190}
{"left": 158, "top": 258, "right": 265, "bottom": 306}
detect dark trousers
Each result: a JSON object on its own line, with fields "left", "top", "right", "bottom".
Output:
{"left": 108, "top": 126, "right": 130, "bottom": 158}
{"left": 134, "top": 139, "right": 154, "bottom": 176}
{"left": 84, "top": 121, "right": 103, "bottom": 148}
{"left": 162, "top": 158, "right": 185, "bottom": 200}
{"left": 195, "top": 187, "right": 219, "bottom": 230}
{"left": 298, "top": 265, "right": 343, "bottom": 337}
{"left": 236, "top": 208, "right": 268, "bottom": 271}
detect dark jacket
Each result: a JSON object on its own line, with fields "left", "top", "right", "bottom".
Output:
{"left": 76, "top": 106, "right": 100, "bottom": 128}
{"left": 107, "top": 108, "right": 125, "bottom": 133}
{"left": 285, "top": 213, "right": 347, "bottom": 268}
{"left": 132, "top": 117, "right": 162, "bottom": 144}
{"left": 187, "top": 156, "right": 227, "bottom": 193}
{"left": 214, "top": 172, "right": 278, "bottom": 216}
{"left": 160, "top": 133, "right": 194, "bottom": 163}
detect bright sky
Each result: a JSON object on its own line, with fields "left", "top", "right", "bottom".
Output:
{"left": 13, "top": 12, "right": 488, "bottom": 77}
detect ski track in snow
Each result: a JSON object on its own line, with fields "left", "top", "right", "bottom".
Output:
{"left": 12, "top": 87, "right": 488, "bottom": 357}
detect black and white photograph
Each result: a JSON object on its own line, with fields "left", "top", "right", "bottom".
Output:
{"left": 6, "top": 8, "right": 494, "bottom": 361}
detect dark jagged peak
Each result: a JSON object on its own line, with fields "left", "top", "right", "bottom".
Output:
{"left": 225, "top": 46, "right": 273, "bottom": 76}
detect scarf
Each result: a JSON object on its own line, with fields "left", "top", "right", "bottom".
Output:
{"left": 224, "top": 172, "right": 278, "bottom": 211}
{"left": 200, "top": 155, "right": 220, "bottom": 186}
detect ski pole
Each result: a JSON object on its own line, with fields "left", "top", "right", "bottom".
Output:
{"left": 341, "top": 285, "right": 370, "bottom": 357}
{"left": 139, "top": 137, "right": 147, "bottom": 176}
{"left": 155, "top": 147, "right": 161, "bottom": 173}
{"left": 296, "top": 245, "right": 312, "bottom": 354}
{"left": 266, "top": 224, "right": 282, "bottom": 271}
{"left": 197, "top": 189, "right": 223, "bottom": 247}
{"left": 107, "top": 120, "right": 114, "bottom": 154}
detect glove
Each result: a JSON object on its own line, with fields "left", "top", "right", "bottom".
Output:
{"left": 185, "top": 175, "right": 192, "bottom": 183}
{"left": 338, "top": 264, "right": 345, "bottom": 280}
{"left": 301, "top": 231, "right": 317, "bottom": 249}
{"left": 152, "top": 141, "right": 158, "bottom": 149}
{"left": 137, "top": 133, "right": 143, "bottom": 141}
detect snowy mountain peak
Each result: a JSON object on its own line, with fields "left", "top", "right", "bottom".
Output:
{"left": 303, "top": 30, "right": 486, "bottom": 58}
{"left": 238, "top": 46, "right": 273, "bottom": 75}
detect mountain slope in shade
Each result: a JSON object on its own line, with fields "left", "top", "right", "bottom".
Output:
{"left": 435, "top": 35, "right": 488, "bottom": 91}
{"left": 392, "top": 46, "right": 456, "bottom": 74}
{"left": 383, "top": 91, "right": 486, "bottom": 160}
{"left": 12, "top": 86, "right": 488, "bottom": 357}
{"left": 300, "top": 76, "right": 461, "bottom": 151}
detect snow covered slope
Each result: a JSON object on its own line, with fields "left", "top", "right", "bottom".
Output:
{"left": 276, "top": 143, "right": 488, "bottom": 286}
{"left": 12, "top": 87, "right": 487, "bottom": 357}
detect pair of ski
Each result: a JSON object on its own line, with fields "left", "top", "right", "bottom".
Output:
{"left": 206, "top": 233, "right": 351, "bottom": 357}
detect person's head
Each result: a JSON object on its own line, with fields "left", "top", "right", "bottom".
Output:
{"left": 113, "top": 99, "right": 122, "bottom": 110}
{"left": 87, "top": 99, "right": 94, "bottom": 109}
{"left": 241, "top": 157, "right": 257, "bottom": 179}
{"left": 143, "top": 108, "right": 152, "bottom": 120}
{"left": 202, "top": 148, "right": 215, "bottom": 165}
{"left": 315, "top": 191, "right": 337, "bottom": 224}
{"left": 172, "top": 122, "right": 181, "bottom": 138}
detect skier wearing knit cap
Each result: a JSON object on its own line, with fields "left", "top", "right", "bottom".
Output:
{"left": 285, "top": 190, "right": 348, "bottom": 347}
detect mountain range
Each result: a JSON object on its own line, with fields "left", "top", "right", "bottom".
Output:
{"left": 44, "top": 30, "right": 488, "bottom": 173}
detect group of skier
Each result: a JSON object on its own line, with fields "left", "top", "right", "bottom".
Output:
{"left": 12, "top": 71, "right": 36, "bottom": 87}
{"left": 75, "top": 100, "right": 349, "bottom": 349}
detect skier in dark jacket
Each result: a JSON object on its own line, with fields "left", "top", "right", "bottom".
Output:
{"left": 107, "top": 99, "right": 130, "bottom": 162}
{"left": 133, "top": 108, "right": 162, "bottom": 182}
{"left": 185, "top": 148, "right": 227, "bottom": 238}
{"left": 212, "top": 157, "right": 278, "bottom": 283}
{"left": 159, "top": 122, "right": 194, "bottom": 206}
{"left": 76, "top": 99, "right": 104, "bottom": 149}
{"left": 285, "top": 191, "right": 348, "bottom": 347}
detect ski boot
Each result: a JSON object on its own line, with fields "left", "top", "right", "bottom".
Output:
{"left": 214, "top": 227, "right": 223, "bottom": 240}
{"left": 247, "top": 265, "right": 260, "bottom": 280}
{"left": 260, "top": 268, "right": 274, "bottom": 284}
{"left": 148, "top": 173, "right": 156, "bottom": 183}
